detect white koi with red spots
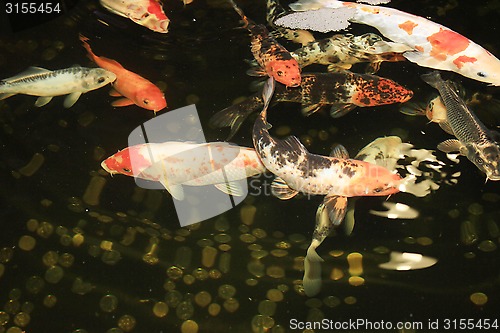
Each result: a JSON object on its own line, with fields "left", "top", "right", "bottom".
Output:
{"left": 101, "top": 141, "right": 266, "bottom": 200}
{"left": 99, "top": 0, "right": 169, "bottom": 33}
{"left": 284, "top": 0, "right": 500, "bottom": 85}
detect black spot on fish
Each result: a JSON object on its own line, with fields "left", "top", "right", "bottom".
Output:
{"left": 342, "top": 166, "right": 355, "bottom": 178}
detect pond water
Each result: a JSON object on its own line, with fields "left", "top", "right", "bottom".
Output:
{"left": 0, "top": 0, "right": 499, "bottom": 332}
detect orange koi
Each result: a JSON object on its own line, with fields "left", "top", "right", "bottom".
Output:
{"left": 79, "top": 35, "right": 167, "bottom": 113}
{"left": 229, "top": 0, "right": 301, "bottom": 87}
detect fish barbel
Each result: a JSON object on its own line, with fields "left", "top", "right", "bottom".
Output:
{"left": 99, "top": 0, "right": 169, "bottom": 33}
{"left": 210, "top": 71, "right": 413, "bottom": 139}
{"left": 283, "top": 0, "right": 500, "bottom": 85}
{"left": 421, "top": 71, "right": 500, "bottom": 180}
{"left": 0, "top": 66, "right": 116, "bottom": 108}
{"left": 102, "top": 141, "right": 266, "bottom": 200}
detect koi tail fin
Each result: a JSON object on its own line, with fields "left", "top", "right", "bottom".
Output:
{"left": 79, "top": 34, "right": 98, "bottom": 63}
{"left": 228, "top": 0, "right": 253, "bottom": 29}
{"left": 303, "top": 246, "right": 324, "bottom": 297}
{"left": 420, "top": 71, "right": 443, "bottom": 89}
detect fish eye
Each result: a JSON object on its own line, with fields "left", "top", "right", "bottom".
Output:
{"left": 475, "top": 157, "right": 484, "bottom": 165}
{"left": 374, "top": 187, "right": 383, "bottom": 193}
{"left": 97, "top": 77, "right": 105, "bottom": 83}
{"left": 276, "top": 71, "right": 283, "bottom": 77}
{"left": 122, "top": 168, "right": 131, "bottom": 173}
{"left": 143, "top": 99, "right": 149, "bottom": 105}
{"left": 477, "top": 72, "right": 487, "bottom": 78}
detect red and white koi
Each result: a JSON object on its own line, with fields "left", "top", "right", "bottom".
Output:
{"left": 0, "top": 66, "right": 116, "bottom": 108}
{"left": 101, "top": 141, "right": 266, "bottom": 200}
{"left": 229, "top": 0, "right": 301, "bottom": 87}
{"left": 99, "top": 0, "right": 169, "bottom": 33}
{"left": 80, "top": 35, "right": 167, "bottom": 113}
{"left": 283, "top": 0, "right": 500, "bottom": 85}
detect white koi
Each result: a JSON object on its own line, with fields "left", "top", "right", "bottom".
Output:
{"left": 281, "top": 0, "right": 500, "bottom": 85}
{"left": 0, "top": 66, "right": 116, "bottom": 108}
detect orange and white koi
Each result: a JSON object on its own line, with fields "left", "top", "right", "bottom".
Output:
{"left": 229, "top": 0, "right": 301, "bottom": 87}
{"left": 210, "top": 71, "right": 413, "bottom": 139}
{"left": 284, "top": 0, "right": 500, "bottom": 85}
{"left": 101, "top": 141, "right": 266, "bottom": 200}
{"left": 253, "top": 77, "right": 401, "bottom": 222}
{"left": 99, "top": 0, "right": 169, "bottom": 33}
{"left": 80, "top": 35, "right": 167, "bottom": 112}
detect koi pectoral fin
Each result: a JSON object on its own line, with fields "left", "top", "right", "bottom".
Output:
{"left": 109, "top": 88, "right": 122, "bottom": 97}
{"left": 400, "top": 102, "right": 427, "bottom": 116}
{"left": 438, "top": 121, "right": 454, "bottom": 135}
{"left": 329, "top": 103, "right": 356, "bottom": 118}
{"left": 63, "top": 92, "right": 82, "bottom": 108}
{"left": 111, "top": 98, "right": 135, "bottom": 107}
{"left": 301, "top": 103, "right": 323, "bottom": 117}
{"left": 214, "top": 181, "right": 245, "bottom": 197}
{"left": 271, "top": 177, "right": 299, "bottom": 200}
{"left": 0, "top": 93, "right": 15, "bottom": 100}
{"left": 162, "top": 182, "right": 184, "bottom": 201}
{"left": 323, "top": 195, "right": 348, "bottom": 226}
{"left": 35, "top": 96, "right": 53, "bottom": 107}
{"left": 437, "top": 139, "right": 463, "bottom": 154}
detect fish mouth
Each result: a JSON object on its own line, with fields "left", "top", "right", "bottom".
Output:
{"left": 100, "top": 160, "right": 116, "bottom": 175}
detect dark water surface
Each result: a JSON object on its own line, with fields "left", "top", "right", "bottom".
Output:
{"left": 1, "top": 0, "right": 500, "bottom": 332}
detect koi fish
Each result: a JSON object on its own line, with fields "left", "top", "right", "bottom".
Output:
{"left": 210, "top": 71, "right": 413, "bottom": 139}
{"left": 253, "top": 78, "right": 400, "bottom": 295}
{"left": 0, "top": 66, "right": 116, "bottom": 108}
{"left": 99, "top": 0, "right": 169, "bottom": 33}
{"left": 422, "top": 71, "right": 500, "bottom": 180}
{"left": 304, "top": 135, "right": 440, "bottom": 296}
{"left": 80, "top": 35, "right": 167, "bottom": 112}
{"left": 282, "top": 0, "right": 500, "bottom": 85}
{"left": 293, "top": 33, "right": 410, "bottom": 73}
{"left": 101, "top": 141, "right": 266, "bottom": 200}
{"left": 266, "top": 0, "right": 315, "bottom": 45}
{"left": 229, "top": 0, "right": 301, "bottom": 87}
{"left": 400, "top": 95, "right": 452, "bottom": 134}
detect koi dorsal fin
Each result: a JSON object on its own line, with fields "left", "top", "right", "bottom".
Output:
{"left": 2, "top": 67, "right": 51, "bottom": 82}
{"left": 330, "top": 144, "right": 349, "bottom": 159}
{"left": 278, "top": 135, "right": 309, "bottom": 155}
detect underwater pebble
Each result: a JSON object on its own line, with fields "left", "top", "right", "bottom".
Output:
{"left": 478, "top": 240, "right": 497, "bottom": 252}
{"left": 223, "top": 298, "right": 239, "bottom": 313}
{"left": 240, "top": 233, "right": 256, "bottom": 243}
{"left": 266, "top": 266, "right": 285, "bottom": 279}
{"left": 44, "top": 265, "right": 64, "bottom": 284}
{"left": 218, "top": 284, "right": 236, "bottom": 300}
{"left": 117, "top": 315, "right": 136, "bottom": 332}
{"left": 100, "top": 295, "right": 118, "bottom": 313}
{"left": 192, "top": 268, "right": 209, "bottom": 281}
{"left": 482, "top": 192, "right": 500, "bottom": 202}
{"left": 0, "top": 247, "right": 14, "bottom": 263}
{"left": 176, "top": 301, "right": 194, "bottom": 320}
{"left": 42, "top": 294, "right": 56, "bottom": 308}
{"left": 266, "top": 289, "right": 283, "bottom": 302}
{"left": 323, "top": 296, "right": 341, "bottom": 308}
{"left": 330, "top": 267, "right": 344, "bottom": 281}
{"left": 470, "top": 292, "right": 488, "bottom": 306}
{"left": 468, "top": 203, "right": 484, "bottom": 215}
{"left": 251, "top": 250, "right": 268, "bottom": 259}
{"left": 218, "top": 252, "right": 231, "bottom": 274}
{"left": 344, "top": 296, "right": 357, "bottom": 305}
{"left": 258, "top": 300, "right": 276, "bottom": 316}
{"left": 486, "top": 220, "right": 500, "bottom": 238}
{"left": 25, "top": 276, "right": 44, "bottom": 294}
{"left": 270, "top": 249, "right": 288, "bottom": 258}
{"left": 18, "top": 153, "right": 44, "bottom": 177}
{"left": 348, "top": 276, "right": 365, "bottom": 286}
{"left": 167, "top": 266, "right": 183, "bottom": 280}
{"left": 214, "top": 234, "right": 231, "bottom": 243}
{"left": 240, "top": 205, "right": 257, "bottom": 225}
{"left": 77, "top": 112, "right": 96, "bottom": 127}
{"left": 416, "top": 237, "right": 433, "bottom": 246}
{"left": 460, "top": 221, "right": 478, "bottom": 245}
{"left": 347, "top": 252, "right": 363, "bottom": 276}
{"left": 207, "top": 303, "right": 220, "bottom": 316}
{"left": 18, "top": 235, "right": 36, "bottom": 251}
{"left": 248, "top": 259, "right": 265, "bottom": 278}
{"left": 202, "top": 246, "right": 217, "bottom": 268}
{"left": 181, "top": 320, "right": 199, "bottom": 333}
{"left": 246, "top": 278, "right": 258, "bottom": 286}
{"left": 165, "top": 290, "right": 183, "bottom": 308}
{"left": 26, "top": 219, "right": 38, "bottom": 232}
{"left": 194, "top": 291, "right": 212, "bottom": 308}
{"left": 71, "top": 277, "right": 94, "bottom": 295}
{"left": 373, "top": 246, "right": 390, "bottom": 254}
{"left": 82, "top": 176, "right": 106, "bottom": 206}
{"left": 329, "top": 250, "right": 344, "bottom": 257}
{"left": 152, "top": 301, "right": 168, "bottom": 318}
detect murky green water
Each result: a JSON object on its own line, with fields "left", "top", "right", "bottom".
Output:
{"left": 1, "top": 1, "right": 500, "bottom": 332}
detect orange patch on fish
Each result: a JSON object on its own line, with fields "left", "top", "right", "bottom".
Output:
{"left": 398, "top": 20, "right": 418, "bottom": 35}
{"left": 427, "top": 28, "right": 470, "bottom": 60}
{"left": 453, "top": 55, "right": 477, "bottom": 69}
{"left": 147, "top": 0, "right": 168, "bottom": 20}
{"left": 360, "top": 7, "right": 380, "bottom": 14}
{"left": 267, "top": 59, "right": 301, "bottom": 87}
{"left": 415, "top": 45, "right": 424, "bottom": 52}
{"left": 352, "top": 79, "right": 413, "bottom": 107}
